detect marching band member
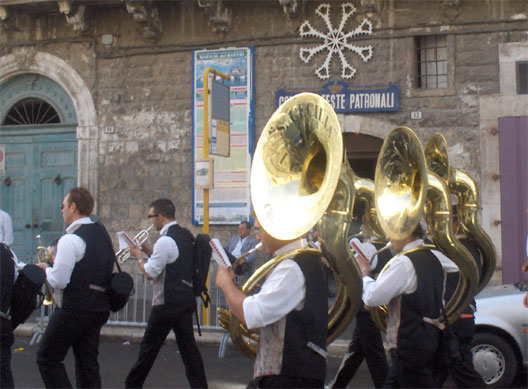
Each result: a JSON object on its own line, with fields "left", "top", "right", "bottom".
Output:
{"left": 125, "top": 199, "right": 207, "bottom": 389}
{"left": 36, "top": 187, "right": 114, "bottom": 388}
{"left": 435, "top": 207, "right": 485, "bottom": 388}
{"left": 355, "top": 223, "right": 458, "bottom": 388}
{"left": 216, "top": 218, "right": 328, "bottom": 388}
{"left": 0, "top": 243, "right": 15, "bottom": 388}
{"left": 328, "top": 214, "right": 390, "bottom": 388}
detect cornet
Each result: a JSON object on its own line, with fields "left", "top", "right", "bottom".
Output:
{"left": 36, "top": 235, "right": 55, "bottom": 306}
{"left": 117, "top": 225, "right": 154, "bottom": 264}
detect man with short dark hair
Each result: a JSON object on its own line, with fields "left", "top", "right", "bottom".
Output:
{"left": 225, "top": 221, "right": 258, "bottom": 276}
{"left": 36, "top": 187, "right": 115, "bottom": 388}
{"left": 125, "top": 199, "right": 207, "bottom": 388}
{"left": 355, "top": 224, "right": 458, "bottom": 388}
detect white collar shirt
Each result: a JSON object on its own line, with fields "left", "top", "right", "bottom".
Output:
{"left": 231, "top": 236, "right": 247, "bottom": 258}
{"left": 0, "top": 209, "right": 13, "bottom": 246}
{"left": 45, "top": 217, "right": 92, "bottom": 306}
{"left": 362, "top": 239, "right": 459, "bottom": 307}
{"left": 242, "top": 238, "right": 308, "bottom": 330}
{"left": 143, "top": 220, "right": 180, "bottom": 279}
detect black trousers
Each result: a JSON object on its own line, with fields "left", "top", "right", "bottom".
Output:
{"left": 0, "top": 318, "right": 14, "bottom": 389}
{"left": 247, "top": 375, "right": 323, "bottom": 388}
{"left": 36, "top": 308, "right": 109, "bottom": 388}
{"left": 332, "top": 311, "right": 388, "bottom": 388}
{"left": 384, "top": 345, "right": 438, "bottom": 388}
{"left": 435, "top": 318, "right": 486, "bottom": 388}
{"left": 125, "top": 304, "right": 207, "bottom": 388}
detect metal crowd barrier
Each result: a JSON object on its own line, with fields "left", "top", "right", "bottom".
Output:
{"left": 31, "top": 266, "right": 227, "bottom": 344}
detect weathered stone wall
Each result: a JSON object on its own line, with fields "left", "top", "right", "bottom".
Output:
{"left": 1, "top": 0, "right": 526, "bottom": 274}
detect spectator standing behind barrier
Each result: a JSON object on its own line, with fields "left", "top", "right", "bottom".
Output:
{"left": 224, "top": 221, "right": 258, "bottom": 277}
{"left": 0, "top": 209, "right": 13, "bottom": 246}
{"left": 216, "top": 218, "right": 328, "bottom": 388}
{"left": 35, "top": 187, "right": 115, "bottom": 388}
{"left": 125, "top": 198, "right": 207, "bottom": 389}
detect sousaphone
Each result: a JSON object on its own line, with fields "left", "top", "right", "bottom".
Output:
{"left": 425, "top": 133, "right": 496, "bottom": 293}
{"left": 218, "top": 93, "right": 363, "bottom": 358}
{"left": 369, "top": 127, "right": 479, "bottom": 330}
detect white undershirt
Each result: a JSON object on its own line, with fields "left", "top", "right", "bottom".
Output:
{"left": 143, "top": 221, "right": 180, "bottom": 279}
{"left": 362, "top": 239, "right": 459, "bottom": 307}
{"left": 45, "top": 217, "right": 92, "bottom": 307}
{"left": 242, "top": 239, "right": 307, "bottom": 330}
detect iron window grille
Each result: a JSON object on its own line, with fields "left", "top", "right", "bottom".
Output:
{"left": 2, "top": 97, "right": 61, "bottom": 125}
{"left": 516, "top": 61, "right": 528, "bottom": 95}
{"left": 417, "top": 35, "right": 448, "bottom": 89}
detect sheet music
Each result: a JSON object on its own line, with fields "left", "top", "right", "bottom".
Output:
{"left": 209, "top": 238, "right": 232, "bottom": 268}
{"left": 117, "top": 231, "right": 136, "bottom": 251}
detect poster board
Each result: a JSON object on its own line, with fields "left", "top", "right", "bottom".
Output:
{"left": 192, "top": 47, "right": 254, "bottom": 225}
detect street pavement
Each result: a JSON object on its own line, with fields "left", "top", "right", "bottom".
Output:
{"left": 10, "top": 333, "right": 373, "bottom": 389}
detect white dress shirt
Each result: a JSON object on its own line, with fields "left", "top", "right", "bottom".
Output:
{"left": 143, "top": 221, "right": 180, "bottom": 279}
{"left": 361, "top": 239, "right": 459, "bottom": 307}
{"left": 231, "top": 236, "right": 246, "bottom": 258}
{"left": 0, "top": 209, "right": 13, "bottom": 246}
{"left": 242, "top": 238, "right": 307, "bottom": 330}
{"left": 45, "top": 217, "right": 92, "bottom": 306}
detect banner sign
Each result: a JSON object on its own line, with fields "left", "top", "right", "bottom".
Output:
{"left": 192, "top": 47, "right": 254, "bottom": 225}
{"left": 275, "top": 81, "right": 400, "bottom": 113}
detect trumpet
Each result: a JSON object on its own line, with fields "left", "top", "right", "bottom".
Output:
{"left": 117, "top": 225, "right": 154, "bottom": 264}
{"left": 232, "top": 243, "right": 263, "bottom": 270}
{"left": 35, "top": 235, "right": 54, "bottom": 306}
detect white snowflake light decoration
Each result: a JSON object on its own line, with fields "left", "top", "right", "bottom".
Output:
{"left": 299, "top": 3, "right": 373, "bottom": 80}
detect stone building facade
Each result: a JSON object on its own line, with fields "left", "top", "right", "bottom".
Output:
{"left": 1, "top": 0, "right": 527, "bottom": 286}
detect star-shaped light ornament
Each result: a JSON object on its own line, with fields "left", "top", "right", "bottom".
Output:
{"left": 299, "top": 3, "right": 373, "bottom": 80}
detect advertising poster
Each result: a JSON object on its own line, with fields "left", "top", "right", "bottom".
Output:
{"left": 192, "top": 47, "right": 254, "bottom": 225}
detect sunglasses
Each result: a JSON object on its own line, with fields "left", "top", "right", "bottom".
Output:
{"left": 147, "top": 214, "right": 159, "bottom": 219}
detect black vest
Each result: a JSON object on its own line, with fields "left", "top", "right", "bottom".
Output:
{"left": 62, "top": 223, "right": 115, "bottom": 312}
{"left": 163, "top": 224, "right": 195, "bottom": 305}
{"left": 397, "top": 249, "right": 444, "bottom": 353}
{"left": 0, "top": 243, "right": 14, "bottom": 315}
{"left": 280, "top": 252, "right": 328, "bottom": 381}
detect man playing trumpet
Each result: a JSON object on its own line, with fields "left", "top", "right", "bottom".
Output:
{"left": 125, "top": 198, "right": 207, "bottom": 389}
{"left": 216, "top": 218, "right": 328, "bottom": 388}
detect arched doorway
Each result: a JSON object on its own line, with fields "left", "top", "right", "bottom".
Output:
{"left": 344, "top": 133, "right": 383, "bottom": 180}
{"left": 0, "top": 73, "right": 78, "bottom": 262}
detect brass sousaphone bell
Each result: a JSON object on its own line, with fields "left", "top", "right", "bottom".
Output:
{"left": 369, "top": 127, "right": 479, "bottom": 330}
{"left": 424, "top": 133, "right": 496, "bottom": 294}
{"left": 218, "top": 93, "right": 363, "bottom": 359}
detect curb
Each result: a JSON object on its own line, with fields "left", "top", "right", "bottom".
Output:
{"left": 15, "top": 323, "right": 350, "bottom": 355}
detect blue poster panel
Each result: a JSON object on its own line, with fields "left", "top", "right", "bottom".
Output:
{"left": 192, "top": 47, "right": 254, "bottom": 225}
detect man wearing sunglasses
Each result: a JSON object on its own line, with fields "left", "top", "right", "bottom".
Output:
{"left": 36, "top": 187, "right": 115, "bottom": 388}
{"left": 125, "top": 198, "right": 207, "bottom": 389}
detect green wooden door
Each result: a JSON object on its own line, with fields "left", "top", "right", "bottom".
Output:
{"left": 1, "top": 142, "right": 33, "bottom": 259}
{"left": 0, "top": 73, "right": 78, "bottom": 262}
{"left": 1, "top": 128, "right": 77, "bottom": 262}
